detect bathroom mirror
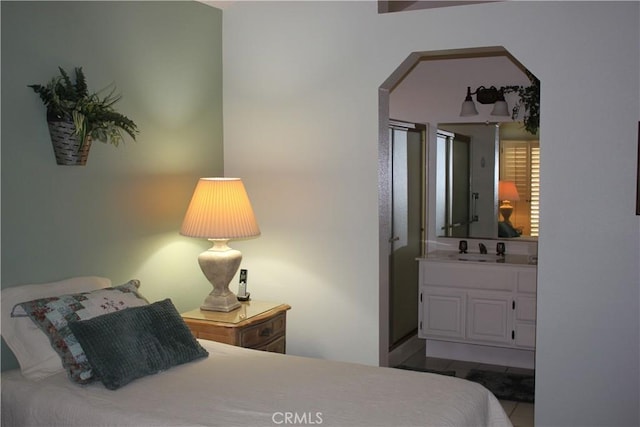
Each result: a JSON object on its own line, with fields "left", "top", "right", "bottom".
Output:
{"left": 435, "top": 121, "right": 539, "bottom": 239}
{"left": 435, "top": 122, "right": 499, "bottom": 238}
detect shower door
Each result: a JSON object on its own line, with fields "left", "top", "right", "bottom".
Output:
{"left": 389, "top": 121, "right": 425, "bottom": 349}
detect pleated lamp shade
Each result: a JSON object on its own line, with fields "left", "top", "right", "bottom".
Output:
{"left": 180, "top": 178, "right": 261, "bottom": 240}
{"left": 498, "top": 180, "right": 520, "bottom": 202}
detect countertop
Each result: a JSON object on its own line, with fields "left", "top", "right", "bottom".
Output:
{"left": 418, "top": 250, "right": 537, "bottom": 266}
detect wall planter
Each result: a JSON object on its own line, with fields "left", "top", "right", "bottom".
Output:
{"left": 47, "top": 119, "right": 93, "bottom": 165}
{"left": 29, "top": 67, "right": 138, "bottom": 166}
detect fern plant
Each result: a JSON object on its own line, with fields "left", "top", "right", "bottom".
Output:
{"left": 504, "top": 71, "right": 540, "bottom": 135}
{"left": 29, "top": 67, "right": 138, "bottom": 148}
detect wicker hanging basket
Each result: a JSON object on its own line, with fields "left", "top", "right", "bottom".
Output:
{"left": 47, "top": 119, "right": 93, "bottom": 166}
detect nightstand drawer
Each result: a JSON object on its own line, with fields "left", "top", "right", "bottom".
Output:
{"left": 254, "top": 335, "right": 286, "bottom": 353}
{"left": 240, "top": 312, "right": 286, "bottom": 348}
{"left": 192, "top": 327, "right": 234, "bottom": 344}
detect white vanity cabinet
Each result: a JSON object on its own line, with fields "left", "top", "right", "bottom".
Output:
{"left": 418, "top": 258, "right": 537, "bottom": 351}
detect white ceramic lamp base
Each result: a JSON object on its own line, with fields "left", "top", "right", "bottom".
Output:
{"left": 499, "top": 201, "right": 514, "bottom": 225}
{"left": 198, "top": 239, "right": 242, "bottom": 312}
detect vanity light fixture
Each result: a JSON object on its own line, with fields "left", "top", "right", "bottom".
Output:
{"left": 460, "top": 86, "right": 510, "bottom": 117}
{"left": 498, "top": 180, "right": 520, "bottom": 225}
{"left": 180, "top": 178, "right": 261, "bottom": 312}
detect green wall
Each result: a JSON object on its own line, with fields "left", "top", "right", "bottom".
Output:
{"left": 1, "top": 1, "right": 223, "bottom": 371}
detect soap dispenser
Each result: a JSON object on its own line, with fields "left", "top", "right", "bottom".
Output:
{"left": 479, "top": 243, "right": 487, "bottom": 254}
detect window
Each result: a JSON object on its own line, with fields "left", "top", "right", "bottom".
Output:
{"left": 500, "top": 140, "right": 540, "bottom": 236}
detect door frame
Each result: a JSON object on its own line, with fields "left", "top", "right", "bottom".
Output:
{"left": 378, "top": 47, "right": 512, "bottom": 366}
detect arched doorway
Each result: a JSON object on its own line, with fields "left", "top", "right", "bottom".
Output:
{"left": 379, "top": 46, "right": 540, "bottom": 367}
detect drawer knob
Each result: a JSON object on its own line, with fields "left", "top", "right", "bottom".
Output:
{"left": 259, "top": 327, "right": 272, "bottom": 337}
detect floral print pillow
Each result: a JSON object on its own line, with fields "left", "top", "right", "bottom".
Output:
{"left": 15, "top": 280, "right": 148, "bottom": 384}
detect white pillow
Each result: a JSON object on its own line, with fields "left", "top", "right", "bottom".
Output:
{"left": 1, "top": 276, "right": 111, "bottom": 380}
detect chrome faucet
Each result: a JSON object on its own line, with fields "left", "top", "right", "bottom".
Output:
{"left": 478, "top": 243, "right": 487, "bottom": 254}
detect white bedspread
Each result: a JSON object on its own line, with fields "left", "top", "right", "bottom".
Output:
{"left": 2, "top": 340, "right": 511, "bottom": 427}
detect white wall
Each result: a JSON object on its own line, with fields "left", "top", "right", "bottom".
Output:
{"left": 222, "top": 2, "right": 639, "bottom": 425}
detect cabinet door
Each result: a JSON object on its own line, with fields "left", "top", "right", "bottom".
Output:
{"left": 466, "top": 290, "right": 512, "bottom": 345}
{"left": 420, "top": 287, "right": 466, "bottom": 340}
{"left": 515, "top": 295, "right": 536, "bottom": 348}
{"left": 515, "top": 323, "right": 536, "bottom": 348}
{"left": 516, "top": 296, "right": 536, "bottom": 322}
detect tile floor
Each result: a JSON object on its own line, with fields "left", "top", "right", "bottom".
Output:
{"left": 400, "top": 351, "right": 535, "bottom": 427}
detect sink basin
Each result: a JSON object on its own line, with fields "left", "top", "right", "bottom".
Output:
{"left": 450, "top": 253, "right": 503, "bottom": 262}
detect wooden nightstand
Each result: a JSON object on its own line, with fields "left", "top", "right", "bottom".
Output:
{"left": 181, "top": 301, "right": 291, "bottom": 353}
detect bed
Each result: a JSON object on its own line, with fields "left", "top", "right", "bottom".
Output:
{"left": 1, "top": 277, "right": 512, "bottom": 427}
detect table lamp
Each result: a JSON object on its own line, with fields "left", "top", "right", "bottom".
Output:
{"left": 498, "top": 180, "right": 520, "bottom": 225}
{"left": 180, "top": 178, "right": 260, "bottom": 312}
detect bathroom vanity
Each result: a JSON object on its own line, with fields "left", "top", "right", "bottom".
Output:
{"left": 418, "top": 250, "right": 537, "bottom": 368}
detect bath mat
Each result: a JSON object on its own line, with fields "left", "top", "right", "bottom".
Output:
{"left": 465, "top": 369, "right": 535, "bottom": 403}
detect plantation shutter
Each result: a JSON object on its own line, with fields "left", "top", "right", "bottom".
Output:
{"left": 500, "top": 140, "right": 540, "bottom": 237}
{"left": 529, "top": 145, "right": 540, "bottom": 236}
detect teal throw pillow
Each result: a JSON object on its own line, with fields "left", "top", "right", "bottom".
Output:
{"left": 68, "top": 298, "right": 209, "bottom": 390}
